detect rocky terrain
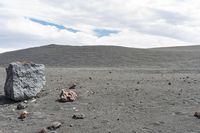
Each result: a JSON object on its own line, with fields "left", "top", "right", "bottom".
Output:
{"left": 0, "top": 45, "right": 200, "bottom": 133}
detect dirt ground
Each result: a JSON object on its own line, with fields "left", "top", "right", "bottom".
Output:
{"left": 1, "top": 67, "right": 200, "bottom": 133}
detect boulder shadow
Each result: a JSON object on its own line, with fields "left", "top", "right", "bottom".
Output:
{"left": 0, "top": 95, "right": 16, "bottom": 105}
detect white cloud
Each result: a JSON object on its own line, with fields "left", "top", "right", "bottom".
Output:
{"left": 0, "top": 0, "right": 199, "bottom": 51}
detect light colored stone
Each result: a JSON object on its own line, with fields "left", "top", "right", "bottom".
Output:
{"left": 4, "top": 62, "right": 46, "bottom": 101}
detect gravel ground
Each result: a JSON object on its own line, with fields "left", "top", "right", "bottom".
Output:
{"left": 1, "top": 67, "right": 200, "bottom": 133}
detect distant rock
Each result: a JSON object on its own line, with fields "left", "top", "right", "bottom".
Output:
{"left": 4, "top": 62, "right": 46, "bottom": 101}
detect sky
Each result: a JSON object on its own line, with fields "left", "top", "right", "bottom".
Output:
{"left": 0, "top": 0, "right": 200, "bottom": 52}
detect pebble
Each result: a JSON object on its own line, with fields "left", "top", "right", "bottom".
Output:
{"left": 69, "top": 124, "right": 73, "bottom": 127}
{"left": 194, "top": 112, "right": 200, "bottom": 118}
{"left": 30, "top": 98, "right": 37, "bottom": 103}
{"left": 38, "top": 128, "right": 47, "bottom": 133}
{"left": 18, "top": 110, "right": 29, "bottom": 120}
{"left": 47, "top": 121, "right": 62, "bottom": 131}
{"left": 72, "top": 113, "right": 86, "bottom": 119}
{"left": 69, "top": 84, "right": 76, "bottom": 89}
{"left": 17, "top": 103, "right": 27, "bottom": 110}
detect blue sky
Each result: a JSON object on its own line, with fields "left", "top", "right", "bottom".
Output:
{"left": 0, "top": 0, "right": 199, "bottom": 53}
{"left": 29, "top": 18, "right": 80, "bottom": 33}
{"left": 29, "top": 17, "right": 118, "bottom": 37}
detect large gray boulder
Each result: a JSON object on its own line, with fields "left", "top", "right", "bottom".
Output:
{"left": 4, "top": 62, "right": 46, "bottom": 101}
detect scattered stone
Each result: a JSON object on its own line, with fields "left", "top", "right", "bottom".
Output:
{"left": 194, "top": 112, "right": 200, "bottom": 118}
{"left": 16, "top": 103, "right": 27, "bottom": 110}
{"left": 152, "top": 121, "right": 165, "bottom": 126}
{"left": 38, "top": 128, "right": 48, "bottom": 133}
{"left": 47, "top": 121, "right": 62, "bottom": 131}
{"left": 18, "top": 110, "right": 29, "bottom": 120}
{"left": 69, "top": 124, "right": 73, "bottom": 127}
{"left": 69, "top": 84, "right": 76, "bottom": 89}
{"left": 59, "top": 89, "right": 77, "bottom": 102}
{"left": 168, "top": 82, "right": 171, "bottom": 85}
{"left": 72, "top": 113, "right": 86, "bottom": 119}
{"left": 4, "top": 62, "right": 46, "bottom": 101}
{"left": 30, "top": 98, "right": 37, "bottom": 103}
{"left": 135, "top": 88, "right": 139, "bottom": 91}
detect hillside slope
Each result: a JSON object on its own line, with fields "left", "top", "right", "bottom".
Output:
{"left": 0, "top": 44, "right": 200, "bottom": 68}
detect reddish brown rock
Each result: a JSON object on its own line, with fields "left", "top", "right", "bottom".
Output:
{"left": 59, "top": 89, "right": 77, "bottom": 102}
{"left": 18, "top": 110, "right": 29, "bottom": 120}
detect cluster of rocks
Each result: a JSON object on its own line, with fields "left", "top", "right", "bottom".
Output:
{"left": 3, "top": 62, "right": 85, "bottom": 132}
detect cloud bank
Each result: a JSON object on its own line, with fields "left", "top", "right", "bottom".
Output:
{"left": 0, "top": 0, "right": 199, "bottom": 52}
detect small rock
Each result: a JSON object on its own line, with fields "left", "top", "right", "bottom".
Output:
{"left": 18, "top": 110, "right": 29, "bottom": 120}
{"left": 168, "top": 82, "right": 171, "bottom": 85}
{"left": 194, "top": 112, "right": 200, "bottom": 118}
{"left": 89, "top": 77, "right": 92, "bottom": 80}
{"left": 38, "top": 128, "right": 48, "bottom": 133}
{"left": 30, "top": 98, "right": 37, "bottom": 103}
{"left": 69, "top": 124, "right": 73, "bottom": 127}
{"left": 137, "top": 81, "right": 140, "bottom": 84}
{"left": 59, "top": 89, "right": 77, "bottom": 102}
{"left": 152, "top": 121, "right": 165, "bottom": 126}
{"left": 135, "top": 88, "right": 139, "bottom": 91}
{"left": 47, "top": 121, "right": 62, "bottom": 131}
{"left": 72, "top": 113, "right": 86, "bottom": 119}
{"left": 69, "top": 84, "right": 76, "bottom": 89}
{"left": 17, "top": 103, "right": 27, "bottom": 110}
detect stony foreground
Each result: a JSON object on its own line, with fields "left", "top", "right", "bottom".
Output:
{"left": 1, "top": 67, "right": 200, "bottom": 133}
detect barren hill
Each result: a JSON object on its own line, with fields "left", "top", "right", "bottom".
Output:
{"left": 0, "top": 44, "right": 200, "bottom": 68}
